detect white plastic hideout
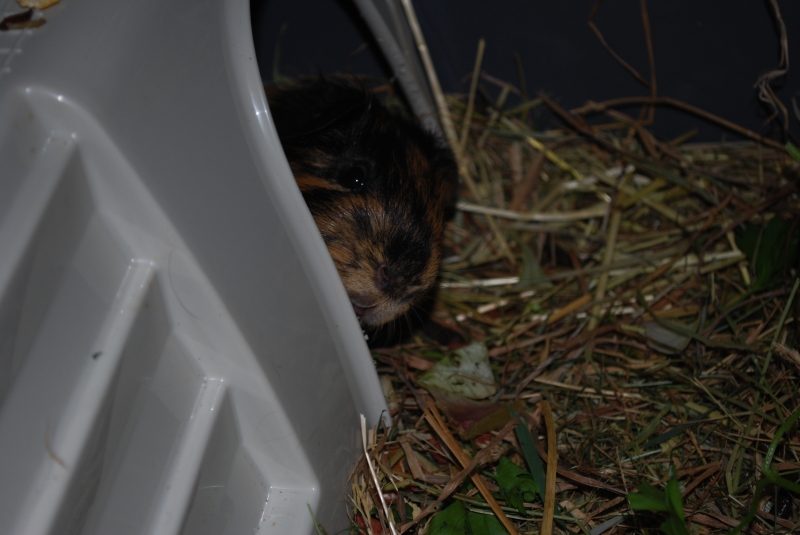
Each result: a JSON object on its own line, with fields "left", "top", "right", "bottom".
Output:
{"left": 0, "top": 0, "right": 437, "bottom": 533}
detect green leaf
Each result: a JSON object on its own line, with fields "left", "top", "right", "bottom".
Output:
{"left": 509, "top": 409, "right": 572, "bottom": 531}
{"left": 427, "top": 501, "right": 468, "bottom": 535}
{"left": 492, "top": 457, "right": 539, "bottom": 515}
{"left": 734, "top": 222, "right": 760, "bottom": 261}
{"left": 664, "top": 475, "right": 685, "bottom": 522}
{"left": 735, "top": 218, "right": 800, "bottom": 293}
{"left": 643, "top": 320, "right": 696, "bottom": 355}
{"left": 466, "top": 511, "right": 506, "bottom": 534}
{"left": 786, "top": 142, "right": 800, "bottom": 162}
{"left": 640, "top": 425, "right": 690, "bottom": 450}
{"left": 418, "top": 343, "right": 497, "bottom": 400}
{"left": 627, "top": 470, "right": 689, "bottom": 535}
{"left": 631, "top": 406, "right": 671, "bottom": 445}
{"left": 627, "top": 482, "right": 670, "bottom": 512}
{"left": 515, "top": 243, "right": 552, "bottom": 289}
{"left": 510, "top": 408, "right": 546, "bottom": 498}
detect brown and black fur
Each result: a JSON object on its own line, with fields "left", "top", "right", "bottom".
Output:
{"left": 266, "top": 78, "right": 457, "bottom": 326}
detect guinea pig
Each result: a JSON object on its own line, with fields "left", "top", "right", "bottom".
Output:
{"left": 266, "top": 77, "right": 457, "bottom": 326}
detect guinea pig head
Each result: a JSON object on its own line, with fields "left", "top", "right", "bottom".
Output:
{"left": 268, "top": 80, "right": 457, "bottom": 326}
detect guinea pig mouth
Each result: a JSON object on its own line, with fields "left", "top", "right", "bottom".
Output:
{"left": 350, "top": 298, "right": 377, "bottom": 319}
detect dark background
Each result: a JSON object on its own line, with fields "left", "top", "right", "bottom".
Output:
{"left": 251, "top": 0, "right": 799, "bottom": 143}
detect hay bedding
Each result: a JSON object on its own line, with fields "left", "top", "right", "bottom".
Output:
{"left": 333, "top": 4, "right": 800, "bottom": 534}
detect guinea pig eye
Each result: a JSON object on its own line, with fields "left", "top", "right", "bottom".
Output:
{"left": 336, "top": 164, "right": 368, "bottom": 191}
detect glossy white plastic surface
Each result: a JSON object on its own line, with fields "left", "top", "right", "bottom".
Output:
{"left": 0, "top": 0, "right": 396, "bottom": 532}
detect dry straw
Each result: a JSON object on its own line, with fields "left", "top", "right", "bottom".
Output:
{"left": 348, "top": 1, "right": 800, "bottom": 533}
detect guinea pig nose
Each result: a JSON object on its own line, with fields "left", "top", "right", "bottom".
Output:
{"left": 375, "top": 263, "right": 391, "bottom": 291}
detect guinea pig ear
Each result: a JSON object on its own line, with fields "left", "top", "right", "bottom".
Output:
{"left": 265, "top": 80, "right": 364, "bottom": 143}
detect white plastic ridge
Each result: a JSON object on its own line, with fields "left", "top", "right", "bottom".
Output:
{"left": 0, "top": 88, "right": 318, "bottom": 534}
